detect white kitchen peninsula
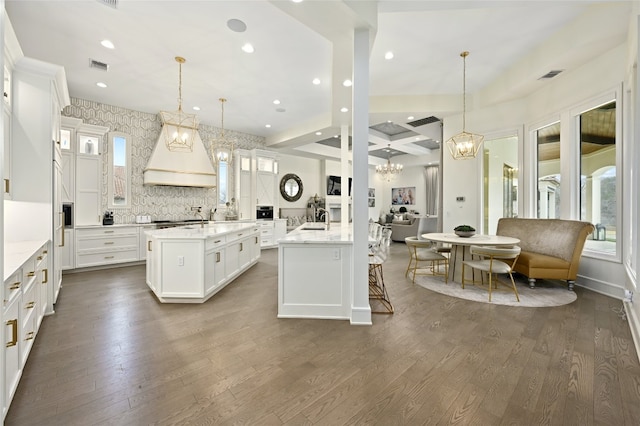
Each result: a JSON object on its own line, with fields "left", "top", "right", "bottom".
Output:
{"left": 278, "top": 223, "right": 372, "bottom": 325}
{"left": 145, "top": 222, "right": 260, "bottom": 303}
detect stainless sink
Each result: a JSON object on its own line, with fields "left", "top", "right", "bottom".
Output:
{"left": 300, "top": 223, "right": 327, "bottom": 231}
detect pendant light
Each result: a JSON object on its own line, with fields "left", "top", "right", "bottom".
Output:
{"left": 212, "top": 98, "right": 234, "bottom": 164}
{"left": 446, "top": 51, "right": 484, "bottom": 160}
{"left": 160, "top": 56, "right": 198, "bottom": 152}
{"left": 375, "top": 144, "right": 403, "bottom": 182}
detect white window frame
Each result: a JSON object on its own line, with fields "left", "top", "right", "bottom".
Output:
{"left": 107, "top": 131, "right": 131, "bottom": 209}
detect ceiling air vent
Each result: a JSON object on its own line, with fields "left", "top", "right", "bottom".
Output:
{"left": 406, "top": 116, "right": 439, "bottom": 127}
{"left": 89, "top": 59, "right": 109, "bottom": 72}
{"left": 96, "top": 0, "right": 118, "bottom": 8}
{"left": 538, "top": 70, "right": 564, "bottom": 80}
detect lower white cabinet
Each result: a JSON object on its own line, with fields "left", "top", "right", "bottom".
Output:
{"left": 3, "top": 241, "right": 48, "bottom": 419}
{"left": 257, "top": 219, "right": 286, "bottom": 249}
{"left": 146, "top": 224, "right": 260, "bottom": 303}
{"left": 61, "top": 228, "right": 74, "bottom": 270}
{"left": 76, "top": 226, "right": 139, "bottom": 268}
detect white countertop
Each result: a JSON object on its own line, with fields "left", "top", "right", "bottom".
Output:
{"left": 4, "top": 240, "right": 48, "bottom": 281}
{"left": 145, "top": 221, "right": 257, "bottom": 240}
{"left": 279, "top": 223, "right": 356, "bottom": 245}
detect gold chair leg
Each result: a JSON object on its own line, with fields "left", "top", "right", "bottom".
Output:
{"left": 508, "top": 272, "right": 520, "bottom": 302}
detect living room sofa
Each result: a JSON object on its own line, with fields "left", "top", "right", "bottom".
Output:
{"left": 496, "top": 218, "right": 594, "bottom": 290}
{"left": 390, "top": 215, "right": 437, "bottom": 242}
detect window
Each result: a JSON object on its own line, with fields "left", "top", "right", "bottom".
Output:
{"left": 218, "top": 160, "right": 229, "bottom": 205}
{"left": 107, "top": 132, "right": 131, "bottom": 208}
{"left": 535, "top": 122, "right": 561, "bottom": 219}
{"left": 579, "top": 100, "right": 617, "bottom": 256}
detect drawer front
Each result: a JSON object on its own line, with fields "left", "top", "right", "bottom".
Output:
{"left": 261, "top": 237, "right": 274, "bottom": 247}
{"left": 21, "top": 256, "right": 37, "bottom": 287}
{"left": 260, "top": 227, "right": 274, "bottom": 237}
{"left": 21, "top": 281, "right": 38, "bottom": 329}
{"left": 206, "top": 235, "right": 227, "bottom": 250}
{"left": 4, "top": 270, "right": 22, "bottom": 307}
{"left": 76, "top": 227, "right": 138, "bottom": 237}
{"left": 77, "top": 235, "right": 139, "bottom": 251}
{"left": 258, "top": 221, "right": 274, "bottom": 229}
{"left": 76, "top": 248, "right": 139, "bottom": 268}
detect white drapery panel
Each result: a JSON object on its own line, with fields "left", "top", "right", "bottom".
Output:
{"left": 424, "top": 165, "right": 439, "bottom": 216}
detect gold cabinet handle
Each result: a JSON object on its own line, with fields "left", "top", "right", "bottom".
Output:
{"left": 6, "top": 319, "right": 17, "bottom": 347}
{"left": 104, "top": 256, "right": 115, "bottom": 259}
{"left": 37, "top": 255, "right": 43, "bottom": 261}
{"left": 147, "top": 241, "right": 152, "bottom": 251}
{"left": 216, "top": 252, "right": 220, "bottom": 263}
{"left": 25, "top": 301, "right": 35, "bottom": 309}
{"left": 240, "top": 242, "right": 243, "bottom": 252}
{"left": 214, "top": 239, "right": 221, "bottom": 243}
{"left": 43, "top": 250, "right": 48, "bottom": 254}
{"left": 9, "top": 282, "right": 20, "bottom": 290}
{"left": 104, "top": 230, "right": 115, "bottom": 234}
{"left": 4, "top": 178, "right": 9, "bottom": 194}
{"left": 42, "top": 268, "right": 48, "bottom": 284}
{"left": 24, "top": 331, "right": 34, "bottom": 341}
{"left": 104, "top": 241, "right": 114, "bottom": 245}
{"left": 27, "top": 271, "right": 35, "bottom": 277}
{"left": 255, "top": 236, "right": 258, "bottom": 244}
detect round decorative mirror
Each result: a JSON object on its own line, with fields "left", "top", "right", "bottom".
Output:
{"left": 280, "top": 173, "right": 303, "bottom": 202}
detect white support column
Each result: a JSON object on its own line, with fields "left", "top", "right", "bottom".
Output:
{"left": 350, "top": 27, "right": 372, "bottom": 325}
{"left": 341, "top": 125, "right": 349, "bottom": 224}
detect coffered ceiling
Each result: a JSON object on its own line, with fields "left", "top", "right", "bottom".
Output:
{"left": 5, "top": 1, "right": 631, "bottom": 166}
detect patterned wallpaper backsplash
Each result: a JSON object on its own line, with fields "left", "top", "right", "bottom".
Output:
{"left": 63, "top": 98, "right": 266, "bottom": 224}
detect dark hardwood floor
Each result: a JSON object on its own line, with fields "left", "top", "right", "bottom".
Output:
{"left": 6, "top": 242, "right": 640, "bottom": 425}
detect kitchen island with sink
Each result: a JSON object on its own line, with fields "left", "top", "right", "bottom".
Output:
{"left": 145, "top": 222, "right": 260, "bottom": 303}
{"left": 278, "top": 223, "right": 372, "bottom": 325}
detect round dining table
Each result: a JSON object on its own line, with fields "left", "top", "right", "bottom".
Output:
{"left": 421, "top": 233, "right": 520, "bottom": 284}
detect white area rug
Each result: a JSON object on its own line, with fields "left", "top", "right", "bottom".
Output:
{"left": 414, "top": 275, "right": 577, "bottom": 307}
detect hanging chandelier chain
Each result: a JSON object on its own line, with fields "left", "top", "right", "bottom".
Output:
{"left": 176, "top": 56, "right": 185, "bottom": 112}
{"left": 461, "top": 51, "right": 468, "bottom": 131}
{"left": 220, "top": 98, "right": 227, "bottom": 137}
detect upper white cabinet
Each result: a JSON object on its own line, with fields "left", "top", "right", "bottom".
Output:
{"left": 234, "top": 149, "right": 278, "bottom": 220}
{"left": 74, "top": 123, "right": 108, "bottom": 226}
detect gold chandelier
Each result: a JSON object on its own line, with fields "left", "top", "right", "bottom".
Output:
{"left": 375, "top": 144, "right": 403, "bottom": 182}
{"left": 160, "top": 56, "right": 198, "bottom": 152}
{"left": 446, "top": 51, "right": 484, "bottom": 160}
{"left": 211, "top": 98, "right": 234, "bottom": 164}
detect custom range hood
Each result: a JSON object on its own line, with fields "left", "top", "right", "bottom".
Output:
{"left": 143, "top": 123, "right": 216, "bottom": 188}
{"left": 143, "top": 56, "right": 216, "bottom": 188}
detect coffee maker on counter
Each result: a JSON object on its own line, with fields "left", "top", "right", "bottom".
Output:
{"left": 103, "top": 211, "right": 114, "bottom": 225}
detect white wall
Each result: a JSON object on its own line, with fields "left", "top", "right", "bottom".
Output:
{"left": 442, "top": 42, "right": 628, "bottom": 300}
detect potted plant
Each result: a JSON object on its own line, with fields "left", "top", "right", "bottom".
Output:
{"left": 454, "top": 224, "right": 476, "bottom": 237}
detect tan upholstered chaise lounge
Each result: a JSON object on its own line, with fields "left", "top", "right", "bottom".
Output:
{"left": 496, "top": 218, "right": 594, "bottom": 291}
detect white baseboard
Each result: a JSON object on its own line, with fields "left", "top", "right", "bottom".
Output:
{"left": 350, "top": 306, "right": 372, "bottom": 325}
{"left": 575, "top": 273, "right": 625, "bottom": 300}
{"left": 624, "top": 301, "right": 640, "bottom": 363}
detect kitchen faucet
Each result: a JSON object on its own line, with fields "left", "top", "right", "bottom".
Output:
{"left": 191, "top": 206, "right": 206, "bottom": 228}
{"left": 317, "top": 208, "right": 330, "bottom": 230}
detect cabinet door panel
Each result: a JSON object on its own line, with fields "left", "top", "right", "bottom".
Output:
{"left": 75, "top": 155, "right": 101, "bottom": 226}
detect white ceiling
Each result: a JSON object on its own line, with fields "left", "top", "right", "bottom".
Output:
{"left": 4, "top": 0, "right": 632, "bottom": 164}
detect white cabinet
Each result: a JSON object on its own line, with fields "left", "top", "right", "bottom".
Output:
{"left": 234, "top": 149, "right": 278, "bottom": 220}
{"left": 60, "top": 229, "right": 74, "bottom": 270}
{"left": 257, "top": 219, "right": 286, "bottom": 249}
{"left": 146, "top": 224, "right": 260, "bottom": 303}
{"left": 76, "top": 226, "right": 139, "bottom": 268}
{"left": 3, "top": 82, "right": 11, "bottom": 199}
{"left": 60, "top": 151, "right": 74, "bottom": 203}
{"left": 75, "top": 155, "right": 102, "bottom": 226}
{"left": 234, "top": 150, "right": 252, "bottom": 220}
{"left": 3, "top": 241, "right": 49, "bottom": 417}
{"left": 138, "top": 226, "right": 154, "bottom": 261}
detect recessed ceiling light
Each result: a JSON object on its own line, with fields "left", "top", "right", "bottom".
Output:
{"left": 292, "top": 0, "right": 304, "bottom": 3}
{"left": 273, "top": 99, "right": 280, "bottom": 105}
{"left": 334, "top": 135, "right": 339, "bottom": 138}
{"left": 312, "top": 78, "right": 321, "bottom": 85}
{"left": 96, "top": 82, "right": 107, "bottom": 88}
{"left": 193, "top": 106, "right": 200, "bottom": 111}
{"left": 315, "top": 132, "right": 322, "bottom": 136}
{"left": 265, "top": 124, "right": 271, "bottom": 128}
{"left": 100, "top": 39, "right": 115, "bottom": 49}
{"left": 343, "top": 79, "right": 352, "bottom": 87}
{"left": 384, "top": 51, "right": 394, "bottom": 60}
{"left": 407, "top": 116, "right": 414, "bottom": 120}
{"left": 227, "top": 19, "right": 247, "bottom": 33}
{"left": 340, "top": 107, "right": 349, "bottom": 112}
{"left": 241, "top": 43, "right": 254, "bottom": 53}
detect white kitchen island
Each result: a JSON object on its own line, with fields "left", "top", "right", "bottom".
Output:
{"left": 145, "top": 222, "right": 260, "bottom": 303}
{"left": 278, "top": 223, "right": 372, "bottom": 325}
